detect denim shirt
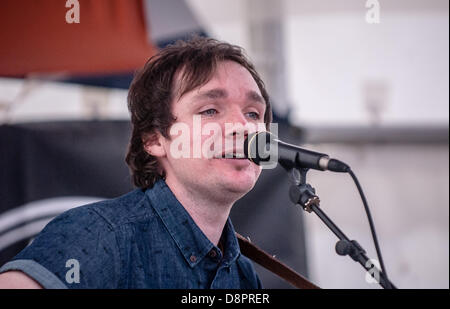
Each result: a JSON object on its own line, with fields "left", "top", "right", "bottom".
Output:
{"left": 0, "top": 180, "right": 262, "bottom": 289}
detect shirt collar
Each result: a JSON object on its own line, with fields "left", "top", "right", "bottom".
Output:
{"left": 146, "top": 179, "right": 241, "bottom": 268}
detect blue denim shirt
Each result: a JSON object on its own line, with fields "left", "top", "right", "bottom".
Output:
{"left": 0, "top": 180, "right": 262, "bottom": 289}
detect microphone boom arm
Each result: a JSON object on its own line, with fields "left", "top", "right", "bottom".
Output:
{"left": 288, "top": 167, "right": 397, "bottom": 289}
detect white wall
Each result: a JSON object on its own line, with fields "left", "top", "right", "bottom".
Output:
{"left": 285, "top": 1, "right": 449, "bottom": 127}
{"left": 304, "top": 142, "right": 449, "bottom": 288}
{"left": 0, "top": 78, "right": 129, "bottom": 123}
{"left": 187, "top": 0, "right": 449, "bottom": 127}
{"left": 186, "top": 0, "right": 251, "bottom": 49}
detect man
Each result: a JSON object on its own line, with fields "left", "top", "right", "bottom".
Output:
{"left": 0, "top": 37, "right": 272, "bottom": 288}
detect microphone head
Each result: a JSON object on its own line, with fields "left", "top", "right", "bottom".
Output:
{"left": 244, "top": 131, "right": 277, "bottom": 165}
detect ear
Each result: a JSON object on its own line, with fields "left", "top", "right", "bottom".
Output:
{"left": 142, "top": 132, "right": 167, "bottom": 158}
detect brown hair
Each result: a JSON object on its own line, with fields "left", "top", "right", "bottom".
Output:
{"left": 125, "top": 36, "right": 272, "bottom": 189}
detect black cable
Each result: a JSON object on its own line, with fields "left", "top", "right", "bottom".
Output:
{"left": 347, "top": 168, "right": 392, "bottom": 288}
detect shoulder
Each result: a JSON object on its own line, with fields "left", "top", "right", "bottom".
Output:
{"left": 58, "top": 188, "right": 155, "bottom": 230}
{"left": 0, "top": 189, "right": 155, "bottom": 288}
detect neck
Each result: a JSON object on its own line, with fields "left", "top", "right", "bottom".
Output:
{"left": 165, "top": 178, "right": 233, "bottom": 246}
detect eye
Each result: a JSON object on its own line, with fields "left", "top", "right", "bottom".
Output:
{"left": 246, "top": 111, "right": 260, "bottom": 120}
{"left": 199, "top": 109, "right": 218, "bottom": 116}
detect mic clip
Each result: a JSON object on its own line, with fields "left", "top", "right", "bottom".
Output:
{"left": 288, "top": 167, "right": 321, "bottom": 213}
{"left": 289, "top": 183, "right": 320, "bottom": 213}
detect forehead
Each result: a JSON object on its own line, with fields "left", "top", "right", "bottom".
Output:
{"left": 173, "top": 60, "right": 262, "bottom": 102}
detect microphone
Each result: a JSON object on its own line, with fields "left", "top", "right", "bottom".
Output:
{"left": 243, "top": 131, "right": 350, "bottom": 172}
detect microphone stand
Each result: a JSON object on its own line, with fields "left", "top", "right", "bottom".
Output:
{"left": 287, "top": 167, "right": 397, "bottom": 289}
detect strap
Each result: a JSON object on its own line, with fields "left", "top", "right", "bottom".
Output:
{"left": 236, "top": 232, "right": 320, "bottom": 289}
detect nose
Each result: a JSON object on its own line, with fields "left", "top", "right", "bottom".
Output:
{"left": 229, "top": 106, "right": 248, "bottom": 125}
{"left": 225, "top": 108, "right": 249, "bottom": 139}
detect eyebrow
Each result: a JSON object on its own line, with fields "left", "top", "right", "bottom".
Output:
{"left": 246, "top": 90, "right": 265, "bottom": 105}
{"left": 191, "top": 88, "right": 265, "bottom": 105}
{"left": 192, "top": 88, "right": 227, "bottom": 101}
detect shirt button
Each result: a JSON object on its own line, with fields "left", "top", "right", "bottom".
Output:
{"left": 209, "top": 250, "right": 217, "bottom": 258}
{"left": 190, "top": 255, "right": 197, "bottom": 263}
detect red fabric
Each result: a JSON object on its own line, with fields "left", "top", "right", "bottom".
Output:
{"left": 0, "top": 0, "right": 157, "bottom": 76}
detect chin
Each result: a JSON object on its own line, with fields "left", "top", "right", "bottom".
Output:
{"left": 219, "top": 172, "right": 258, "bottom": 195}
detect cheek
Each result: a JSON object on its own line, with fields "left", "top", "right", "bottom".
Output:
{"left": 253, "top": 165, "right": 262, "bottom": 178}
{"left": 196, "top": 127, "right": 223, "bottom": 158}
{"left": 244, "top": 163, "right": 261, "bottom": 179}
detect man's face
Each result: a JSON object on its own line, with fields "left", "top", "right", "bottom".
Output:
{"left": 157, "top": 60, "right": 267, "bottom": 203}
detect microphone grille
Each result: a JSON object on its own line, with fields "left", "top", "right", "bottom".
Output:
{"left": 244, "top": 131, "right": 275, "bottom": 165}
